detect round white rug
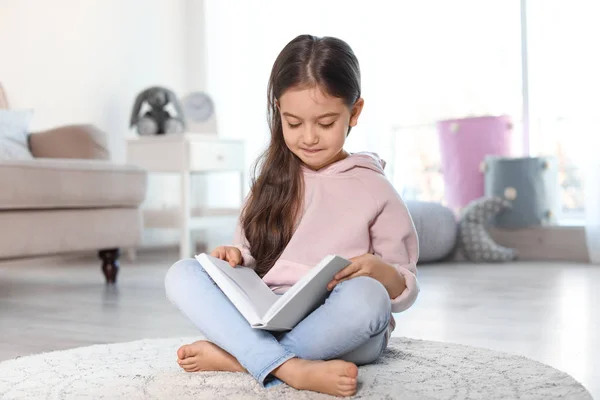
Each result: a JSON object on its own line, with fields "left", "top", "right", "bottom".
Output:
{"left": 0, "top": 337, "right": 591, "bottom": 400}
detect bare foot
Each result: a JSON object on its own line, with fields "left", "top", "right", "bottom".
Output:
{"left": 274, "top": 358, "right": 359, "bottom": 397}
{"left": 176, "top": 340, "right": 246, "bottom": 373}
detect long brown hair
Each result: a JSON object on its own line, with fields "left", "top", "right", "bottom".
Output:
{"left": 242, "top": 34, "right": 362, "bottom": 277}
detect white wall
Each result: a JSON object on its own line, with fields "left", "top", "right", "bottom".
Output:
{"left": 0, "top": 0, "right": 188, "bottom": 162}
{"left": 183, "top": 0, "right": 207, "bottom": 93}
{"left": 0, "top": 0, "right": 234, "bottom": 250}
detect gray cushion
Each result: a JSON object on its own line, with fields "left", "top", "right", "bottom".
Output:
{"left": 458, "top": 196, "right": 517, "bottom": 262}
{"left": 406, "top": 201, "right": 457, "bottom": 262}
{"left": 0, "top": 109, "right": 34, "bottom": 161}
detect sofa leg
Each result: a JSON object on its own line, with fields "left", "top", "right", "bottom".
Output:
{"left": 99, "top": 248, "right": 120, "bottom": 284}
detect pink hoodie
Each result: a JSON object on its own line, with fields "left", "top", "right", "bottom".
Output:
{"left": 233, "top": 152, "right": 420, "bottom": 315}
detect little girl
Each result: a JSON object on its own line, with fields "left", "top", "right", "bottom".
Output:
{"left": 165, "top": 34, "right": 419, "bottom": 397}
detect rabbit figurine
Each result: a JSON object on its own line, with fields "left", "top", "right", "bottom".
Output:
{"left": 129, "top": 86, "right": 186, "bottom": 135}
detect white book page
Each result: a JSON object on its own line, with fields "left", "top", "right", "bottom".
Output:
{"left": 196, "top": 254, "right": 278, "bottom": 320}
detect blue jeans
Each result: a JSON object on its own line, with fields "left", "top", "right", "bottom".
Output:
{"left": 164, "top": 258, "right": 391, "bottom": 387}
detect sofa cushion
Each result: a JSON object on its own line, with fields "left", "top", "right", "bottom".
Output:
{"left": 0, "top": 109, "right": 34, "bottom": 161}
{"left": 0, "top": 158, "right": 147, "bottom": 210}
{"left": 29, "top": 125, "right": 110, "bottom": 160}
{"left": 0, "top": 208, "right": 142, "bottom": 259}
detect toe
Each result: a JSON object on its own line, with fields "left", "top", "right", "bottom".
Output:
{"left": 177, "top": 345, "right": 189, "bottom": 360}
{"left": 345, "top": 363, "right": 359, "bottom": 378}
{"left": 179, "top": 358, "right": 196, "bottom": 367}
{"left": 339, "top": 376, "right": 356, "bottom": 385}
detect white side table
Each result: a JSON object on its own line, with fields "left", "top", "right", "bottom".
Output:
{"left": 126, "top": 133, "right": 245, "bottom": 259}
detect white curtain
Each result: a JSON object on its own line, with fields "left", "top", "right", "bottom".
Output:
{"left": 584, "top": 157, "right": 600, "bottom": 264}
{"left": 527, "top": 0, "right": 600, "bottom": 263}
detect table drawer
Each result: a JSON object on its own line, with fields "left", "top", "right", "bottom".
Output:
{"left": 188, "top": 141, "right": 244, "bottom": 171}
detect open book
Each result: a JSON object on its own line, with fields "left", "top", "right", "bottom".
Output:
{"left": 195, "top": 253, "right": 351, "bottom": 331}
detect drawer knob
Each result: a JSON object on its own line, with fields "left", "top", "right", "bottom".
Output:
{"left": 216, "top": 154, "right": 224, "bottom": 161}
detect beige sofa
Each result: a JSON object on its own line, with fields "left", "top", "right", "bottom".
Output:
{"left": 0, "top": 86, "right": 147, "bottom": 283}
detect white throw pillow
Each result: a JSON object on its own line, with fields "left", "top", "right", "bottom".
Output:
{"left": 0, "top": 109, "right": 34, "bottom": 161}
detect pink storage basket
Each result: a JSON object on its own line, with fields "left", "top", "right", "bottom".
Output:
{"left": 437, "top": 115, "right": 513, "bottom": 213}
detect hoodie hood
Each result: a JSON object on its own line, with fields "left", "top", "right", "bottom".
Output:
{"left": 302, "top": 152, "right": 386, "bottom": 176}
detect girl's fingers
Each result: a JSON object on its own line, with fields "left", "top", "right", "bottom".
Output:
{"left": 226, "top": 249, "right": 235, "bottom": 266}
{"left": 210, "top": 246, "right": 242, "bottom": 266}
{"left": 328, "top": 263, "right": 362, "bottom": 290}
{"left": 334, "top": 263, "right": 361, "bottom": 281}
{"left": 226, "top": 247, "right": 241, "bottom": 267}
{"left": 210, "top": 247, "right": 226, "bottom": 260}
{"left": 235, "top": 253, "right": 244, "bottom": 266}
{"left": 328, "top": 269, "right": 362, "bottom": 290}
{"left": 334, "top": 271, "right": 364, "bottom": 287}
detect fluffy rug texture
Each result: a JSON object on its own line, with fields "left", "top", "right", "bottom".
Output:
{"left": 0, "top": 336, "right": 592, "bottom": 399}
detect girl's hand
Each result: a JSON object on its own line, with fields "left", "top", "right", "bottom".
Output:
{"left": 327, "top": 253, "right": 406, "bottom": 298}
{"left": 210, "top": 246, "right": 243, "bottom": 267}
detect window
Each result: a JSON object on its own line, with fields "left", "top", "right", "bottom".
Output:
{"left": 387, "top": 2, "right": 598, "bottom": 223}
{"left": 204, "top": 1, "right": 596, "bottom": 222}
{"left": 527, "top": 0, "right": 599, "bottom": 222}
{"left": 389, "top": 124, "right": 444, "bottom": 203}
